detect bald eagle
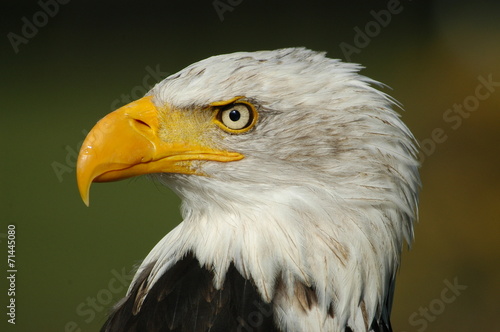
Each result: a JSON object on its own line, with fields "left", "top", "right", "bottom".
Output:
{"left": 77, "top": 48, "right": 420, "bottom": 332}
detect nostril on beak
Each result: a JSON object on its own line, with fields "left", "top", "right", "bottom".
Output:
{"left": 134, "top": 119, "right": 152, "bottom": 129}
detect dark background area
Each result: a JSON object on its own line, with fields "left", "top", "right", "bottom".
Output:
{"left": 1, "top": 0, "right": 499, "bottom": 331}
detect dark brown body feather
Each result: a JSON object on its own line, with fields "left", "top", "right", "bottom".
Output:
{"left": 101, "top": 252, "right": 393, "bottom": 332}
{"left": 101, "top": 253, "right": 280, "bottom": 332}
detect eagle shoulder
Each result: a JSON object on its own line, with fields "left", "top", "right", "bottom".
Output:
{"left": 101, "top": 252, "right": 280, "bottom": 332}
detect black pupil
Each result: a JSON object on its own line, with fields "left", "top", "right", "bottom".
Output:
{"left": 229, "top": 110, "right": 241, "bottom": 122}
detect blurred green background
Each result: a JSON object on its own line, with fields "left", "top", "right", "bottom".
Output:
{"left": 1, "top": 0, "right": 499, "bottom": 331}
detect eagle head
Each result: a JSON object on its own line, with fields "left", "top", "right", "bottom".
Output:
{"left": 77, "top": 48, "right": 420, "bottom": 332}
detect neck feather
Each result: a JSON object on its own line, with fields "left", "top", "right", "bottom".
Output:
{"left": 134, "top": 179, "right": 404, "bottom": 330}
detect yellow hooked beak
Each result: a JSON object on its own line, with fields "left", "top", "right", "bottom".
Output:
{"left": 77, "top": 96, "right": 243, "bottom": 206}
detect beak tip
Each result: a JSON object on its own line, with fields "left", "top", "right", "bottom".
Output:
{"left": 77, "top": 171, "right": 92, "bottom": 207}
{"left": 79, "top": 187, "right": 91, "bottom": 207}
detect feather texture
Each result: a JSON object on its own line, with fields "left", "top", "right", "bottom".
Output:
{"left": 101, "top": 253, "right": 279, "bottom": 332}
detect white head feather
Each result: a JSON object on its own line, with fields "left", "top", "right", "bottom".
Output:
{"left": 132, "top": 48, "right": 419, "bottom": 332}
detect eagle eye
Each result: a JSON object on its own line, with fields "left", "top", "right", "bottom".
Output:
{"left": 215, "top": 102, "right": 257, "bottom": 133}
